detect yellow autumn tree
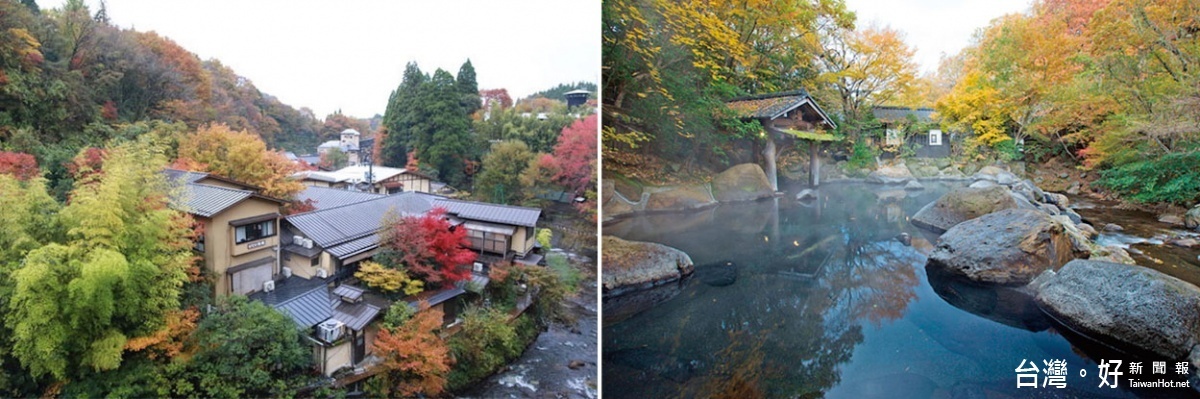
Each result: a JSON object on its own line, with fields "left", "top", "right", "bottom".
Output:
{"left": 355, "top": 261, "right": 424, "bottom": 296}
{"left": 175, "top": 123, "right": 303, "bottom": 199}
{"left": 817, "top": 23, "right": 922, "bottom": 124}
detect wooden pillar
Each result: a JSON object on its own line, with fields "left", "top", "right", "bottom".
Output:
{"left": 763, "top": 135, "right": 778, "bottom": 192}
{"left": 809, "top": 140, "right": 820, "bottom": 187}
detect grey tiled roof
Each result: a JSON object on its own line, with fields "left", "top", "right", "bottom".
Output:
{"left": 251, "top": 277, "right": 333, "bottom": 328}
{"left": 283, "top": 244, "right": 323, "bottom": 258}
{"left": 296, "top": 186, "right": 386, "bottom": 210}
{"left": 285, "top": 192, "right": 441, "bottom": 249}
{"left": 332, "top": 301, "right": 380, "bottom": 331}
{"left": 175, "top": 183, "right": 252, "bottom": 218}
{"left": 873, "top": 106, "right": 935, "bottom": 123}
{"left": 725, "top": 89, "right": 837, "bottom": 128}
{"left": 404, "top": 287, "right": 466, "bottom": 310}
{"left": 326, "top": 234, "right": 380, "bottom": 259}
{"left": 434, "top": 199, "right": 541, "bottom": 228}
{"left": 332, "top": 285, "right": 365, "bottom": 301}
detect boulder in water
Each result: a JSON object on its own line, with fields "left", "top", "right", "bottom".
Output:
{"left": 1036, "top": 259, "right": 1200, "bottom": 363}
{"left": 911, "top": 186, "right": 1021, "bottom": 234}
{"left": 904, "top": 180, "right": 925, "bottom": 191}
{"left": 711, "top": 163, "right": 775, "bottom": 202}
{"left": 602, "top": 236, "right": 694, "bottom": 296}
{"left": 867, "top": 163, "right": 916, "bottom": 184}
{"left": 968, "top": 180, "right": 997, "bottom": 189}
{"left": 644, "top": 184, "right": 717, "bottom": 212}
{"left": 1186, "top": 205, "right": 1200, "bottom": 230}
{"left": 928, "top": 209, "right": 1078, "bottom": 285}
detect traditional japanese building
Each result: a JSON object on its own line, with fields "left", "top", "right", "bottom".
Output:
{"left": 725, "top": 90, "right": 838, "bottom": 188}
{"left": 166, "top": 169, "right": 288, "bottom": 297}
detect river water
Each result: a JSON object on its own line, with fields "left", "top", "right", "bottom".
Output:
{"left": 603, "top": 182, "right": 1200, "bottom": 398}
{"left": 465, "top": 276, "right": 598, "bottom": 399}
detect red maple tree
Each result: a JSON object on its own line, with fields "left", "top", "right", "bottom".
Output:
{"left": 0, "top": 151, "right": 39, "bottom": 181}
{"left": 384, "top": 208, "right": 476, "bottom": 287}
{"left": 552, "top": 114, "right": 598, "bottom": 195}
{"left": 65, "top": 147, "right": 107, "bottom": 180}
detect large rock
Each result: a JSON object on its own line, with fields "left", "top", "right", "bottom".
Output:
{"left": 867, "top": 163, "right": 916, "bottom": 184}
{"left": 973, "top": 165, "right": 1018, "bottom": 185}
{"left": 602, "top": 236, "right": 694, "bottom": 296}
{"left": 927, "top": 209, "right": 1078, "bottom": 285}
{"left": 908, "top": 163, "right": 941, "bottom": 178}
{"left": 644, "top": 184, "right": 717, "bottom": 212}
{"left": 1043, "top": 192, "right": 1070, "bottom": 209}
{"left": 1186, "top": 205, "right": 1200, "bottom": 230}
{"left": 1160, "top": 213, "right": 1185, "bottom": 225}
{"left": 1011, "top": 180, "right": 1046, "bottom": 205}
{"left": 1036, "top": 259, "right": 1200, "bottom": 362}
{"left": 911, "top": 186, "right": 1021, "bottom": 234}
{"left": 711, "top": 163, "right": 774, "bottom": 202}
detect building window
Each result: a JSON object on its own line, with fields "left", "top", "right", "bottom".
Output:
{"left": 929, "top": 130, "right": 943, "bottom": 146}
{"left": 235, "top": 220, "right": 275, "bottom": 244}
{"left": 195, "top": 233, "right": 205, "bottom": 252}
{"left": 885, "top": 129, "right": 902, "bottom": 146}
{"left": 467, "top": 230, "right": 509, "bottom": 254}
{"left": 311, "top": 256, "right": 320, "bottom": 268}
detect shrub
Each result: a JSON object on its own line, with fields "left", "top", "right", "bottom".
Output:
{"left": 446, "top": 307, "right": 525, "bottom": 391}
{"left": 1095, "top": 150, "right": 1200, "bottom": 205}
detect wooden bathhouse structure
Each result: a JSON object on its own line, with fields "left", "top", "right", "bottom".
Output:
{"left": 725, "top": 90, "right": 838, "bottom": 188}
{"left": 872, "top": 106, "right": 951, "bottom": 158}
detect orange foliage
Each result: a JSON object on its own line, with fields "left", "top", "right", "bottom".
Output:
{"left": 124, "top": 308, "right": 200, "bottom": 361}
{"left": 488, "top": 261, "right": 511, "bottom": 284}
{"left": 372, "top": 302, "right": 451, "bottom": 397}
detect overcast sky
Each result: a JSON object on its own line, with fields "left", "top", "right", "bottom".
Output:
{"left": 843, "top": 0, "right": 1032, "bottom": 74}
{"left": 44, "top": 0, "right": 599, "bottom": 118}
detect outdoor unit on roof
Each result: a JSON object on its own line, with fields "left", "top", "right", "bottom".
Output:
{"left": 293, "top": 235, "right": 302, "bottom": 244}
{"left": 317, "top": 268, "right": 328, "bottom": 279}
{"left": 302, "top": 238, "right": 313, "bottom": 249}
{"left": 263, "top": 280, "right": 275, "bottom": 293}
{"left": 318, "top": 320, "right": 343, "bottom": 343}
{"left": 282, "top": 267, "right": 292, "bottom": 278}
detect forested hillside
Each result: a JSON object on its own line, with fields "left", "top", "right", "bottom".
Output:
{"left": 935, "top": 0, "right": 1200, "bottom": 204}
{"left": 0, "top": 0, "right": 347, "bottom": 196}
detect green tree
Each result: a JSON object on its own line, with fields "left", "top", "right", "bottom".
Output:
{"left": 414, "top": 69, "right": 474, "bottom": 187}
{"left": 320, "top": 147, "right": 349, "bottom": 170}
{"left": 446, "top": 307, "right": 524, "bottom": 390}
{"left": 7, "top": 140, "right": 193, "bottom": 380}
{"left": 456, "top": 59, "right": 481, "bottom": 116}
{"left": 381, "top": 62, "right": 429, "bottom": 168}
{"left": 168, "top": 296, "right": 312, "bottom": 398}
{"left": 475, "top": 140, "right": 536, "bottom": 204}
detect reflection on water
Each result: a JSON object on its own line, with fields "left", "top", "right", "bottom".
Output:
{"left": 603, "top": 182, "right": 1198, "bottom": 399}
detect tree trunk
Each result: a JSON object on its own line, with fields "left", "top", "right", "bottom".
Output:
{"left": 763, "top": 135, "right": 778, "bottom": 191}
{"left": 809, "top": 140, "right": 820, "bottom": 187}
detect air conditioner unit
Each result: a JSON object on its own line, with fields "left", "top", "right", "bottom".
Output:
{"left": 473, "top": 262, "right": 484, "bottom": 273}
{"left": 302, "top": 239, "right": 313, "bottom": 249}
{"left": 263, "top": 280, "right": 275, "bottom": 293}
{"left": 282, "top": 267, "right": 292, "bottom": 278}
{"left": 293, "top": 235, "right": 303, "bottom": 244}
{"left": 317, "top": 320, "right": 343, "bottom": 343}
{"left": 317, "top": 268, "right": 328, "bottom": 279}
